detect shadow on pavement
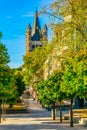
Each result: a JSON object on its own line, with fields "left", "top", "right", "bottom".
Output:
{"left": 0, "top": 123, "right": 87, "bottom": 130}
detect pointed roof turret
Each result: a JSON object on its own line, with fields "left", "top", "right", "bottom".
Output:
{"left": 27, "top": 24, "right": 31, "bottom": 30}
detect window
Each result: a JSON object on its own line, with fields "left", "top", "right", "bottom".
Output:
{"left": 32, "top": 45, "right": 35, "bottom": 49}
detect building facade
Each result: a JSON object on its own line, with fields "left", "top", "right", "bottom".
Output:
{"left": 26, "top": 10, "right": 47, "bottom": 54}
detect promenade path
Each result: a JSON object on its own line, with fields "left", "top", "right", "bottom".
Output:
{"left": 0, "top": 99, "right": 87, "bottom": 130}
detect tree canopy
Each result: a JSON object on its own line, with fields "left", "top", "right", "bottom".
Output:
{"left": 13, "top": 68, "right": 26, "bottom": 97}
{"left": 0, "top": 39, "right": 17, "bottom": 100}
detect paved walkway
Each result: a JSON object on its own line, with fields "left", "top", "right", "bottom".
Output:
{"left": 0, "top": 99, "right": 87, "bottom": 130}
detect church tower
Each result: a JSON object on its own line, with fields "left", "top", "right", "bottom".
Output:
{"left": 26, "top": 10, "right": 48, "bottom": 54}
{"left": 26, "top": 24, "right": 32, "bottom": 53}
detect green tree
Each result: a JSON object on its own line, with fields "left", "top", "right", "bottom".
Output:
{"left": 61, "top": 64, "right": 77, "bottom": 127}
{"left": 0, "top": 43, "right": 10, "bottom": 65}
{"left": 37, "top": 71, "right": 64, "bottom": 121}
{"left": 13, "top": 68, "right": 26, "bottom": 97}
{"left": 23, "top": 44, "right": 53, "bottom": 87}
{"left": 0, "top": 42, "right": 10, "bottom": 122}
{"left": 48, "top": 0, "right": 87, "bottom": 43}
{"left": 73, "top": 48, "right": 87, "bottom": 97}
{"left": 0, "top": 41, "right": 17, "bottom": 122}
{"left": 7, "top": 68, "right": 25, "bottom": 107}
{"left": 61, "top": 48, "right": 87, "bottom": 127}
{"left": 40, "top": 0, "right": 87, "bottom": 127}
{"left": 42, "top": 0, "right": 87, "bottom": 61}
{"left": 1, "top": 67, "right": 18, "bottom": 108}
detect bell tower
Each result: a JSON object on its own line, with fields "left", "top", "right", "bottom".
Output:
{"left": 26, "top": 10, "right": 48, "bottom": 54}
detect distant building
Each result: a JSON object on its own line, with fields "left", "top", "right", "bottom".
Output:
{"left": 26, "top": 10, "right": 48, "bottom": 54}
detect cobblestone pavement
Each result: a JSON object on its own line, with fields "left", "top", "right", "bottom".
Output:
{"left": 0, "top": 99, "right": 87, "bottom": 130}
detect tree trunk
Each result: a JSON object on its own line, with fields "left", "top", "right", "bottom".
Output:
{"left": 59, "top": 100, "right": 62, "bottom": 123}
{"left": 70, "top": 97, "right": 73, "bottom": 127}
{"left": 52, "top": 102, "right": 56, "bottom": 120}
{"left": 9, "top": 104, "right": 13, "bottom": 108}
{"left": 2, "top": 100, "right": 5, "bottom": 121}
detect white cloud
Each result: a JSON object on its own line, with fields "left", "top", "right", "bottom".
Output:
{"left": 21, "top": 12, "right": 34, "bottom": 18}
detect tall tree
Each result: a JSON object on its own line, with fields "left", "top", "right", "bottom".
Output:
{"left": 37, "top": 71, "right": 64, "bottom": 121}
{"left": 13, "top": 68, "right": 25, "bottom": 97}
{"left": 0, "top": 43, "right": 10, "bottom": 65}
{"left": 0, "top": 40, "right": 17, "bottom": 122}
{"left": 49, "top": 0, "right": 87, "bottom": 43}
{"left": 61, "top": 47, "right": 87, "bottom": 127}
{"left": 23, "top": 44, "right": 53, "bottom": 86}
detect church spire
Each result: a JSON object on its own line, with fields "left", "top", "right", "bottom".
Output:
{"left": 25, "top": 9, "right": 48, "bottom": 54}
{"left": 27, "top": 24, "right": 31, "bottom": 30}
{"left": 32, "top": 10, "right": 41, "bottom": 36}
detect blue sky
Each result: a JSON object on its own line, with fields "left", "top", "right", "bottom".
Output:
{"left": 0, "top": 0, "right": 53, "bottom": 68}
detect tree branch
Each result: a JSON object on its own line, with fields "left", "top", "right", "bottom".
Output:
{"left": 40, "top": 10, "right": 63, "bottom": 21}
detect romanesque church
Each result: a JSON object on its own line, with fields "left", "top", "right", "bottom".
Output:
{"left": 26, "top": 10, "right": 47, "bottom": 54}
